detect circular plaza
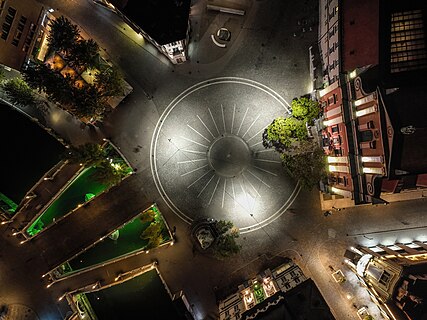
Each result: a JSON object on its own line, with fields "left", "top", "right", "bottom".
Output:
{"left": 150, "top": 77, "right": 301, "bottom": 233}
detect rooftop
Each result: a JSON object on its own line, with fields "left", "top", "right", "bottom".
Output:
{"left": 109, "top": 0, "right": 191, "bottom": 45}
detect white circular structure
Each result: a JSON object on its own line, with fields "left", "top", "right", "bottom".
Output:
{"left": 150, "top": 77, "right": 301, "bottom": 233}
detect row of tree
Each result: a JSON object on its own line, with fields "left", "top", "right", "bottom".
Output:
{"left": 1, "top": 16, "right": 125, "bottom": 122}
{"left": 263, "top": 97, "right": 327, "bottom": 190}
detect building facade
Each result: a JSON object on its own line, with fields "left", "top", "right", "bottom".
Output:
{"left": 218, "top": 259, "right": 334, "bottom": 320}
{"left": 0, "top": 0, "right": 51, "bottom": 70}
{"left": 345, "top": 240, "right": 427, "bottom": 320}
{"left": 317, "top": 0, "right": 427, "bottom": 208}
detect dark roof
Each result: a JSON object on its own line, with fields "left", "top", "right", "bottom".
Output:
{"left": 342, "top": 0, "right": 380, "bottom": 72}
{"left": 111, "top": 0, "right": 190, "bottom": 45}
{"left": 242, "top": 279, "right": 335, "bottom": 320}
{"left": 382, "top": 84, "right": 427, "bottom": 175}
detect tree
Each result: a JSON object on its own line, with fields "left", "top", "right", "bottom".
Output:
{"left": 1, "top": 78, "right": 40, "bottom": 109}
{"left": 95, "top": 66, "right": 125, "bottom": 98}
{"left": 281, "top": 144, "right": 327, "bottom": 190}
{"left": 140, "top": 222, "right": 164, "bottom": 249}
{"left": 211, "top": 220, "right": 241, "bottom": 259}
{"left": 47, "top": 15, "right": 80, "bottom": 54}
{"left": 22, "top": 61, "right": 74, "bottom": 106}
{"left": 69, "top": 39, "right": 100, "bottom": 69}
{"left": 283, "top": 117, "right": 308, "bottom": 140}
{"left": 89, "top": 163, "right": 123, "bottom": 187}
{"left": 291, "top": 97, "right": 320, "bottom": 124}
{"left": 71, "top": 84, "right": 107, "bottom": 120}
{"left": 0, "top": 68, "right": 4, "bottom": 82}
{"left": 140, "top": 209, "right": 156, "bottom": 224}
{"left": 62, "top": 142, "right": 105, "bottom": 167}
{"left": 263, "top": 95, "right": 325, "bottom": 190}
{"left": 263, "top": 116, "right": 308, "bottom": 152}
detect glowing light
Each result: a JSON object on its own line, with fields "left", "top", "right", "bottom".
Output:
{"left": 362, "top": 167, "right": 384, "bottom": 174}
{"left": 361, "top": 156, "right": 382, "bottom": 163}
{"left": 349, "top": 70, "right": 357, "bottom": 79}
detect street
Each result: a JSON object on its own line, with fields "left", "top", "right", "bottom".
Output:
{"left": 1, "top": 0, "right": 427, "bottom": 319}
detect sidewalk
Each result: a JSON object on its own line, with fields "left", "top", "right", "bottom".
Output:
{"left": 320, "top": 188, "right": 427, "bottom": 211}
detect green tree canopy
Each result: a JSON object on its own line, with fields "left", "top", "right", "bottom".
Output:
{"left": 95, "top": 66, "right": 124, "bottom": 98}
{"left": 141, "top": 222, "right": 164, "bottom": 249}
{"left": 211, "top": 220, "right": 241, "bottom": 259}
{"left": 291, "top": 97, "right": 320, "bottom": 124}
{"left": 140, "top": 209, "right": 156, "bottom": 224}
{"left": 283, "top": 117, "right": 308, "bottom": 140}
{"left": 89, "top": 162, "right": 123, "bottom": 187}
{"left": 69, "top": 39, "right": 100, "bottom": 69}
{"left": 22, "top": 61, "right": 74, "bottom": 105}
{"left": 47, "top": 16, "right": 80, "bottom": 54}
{"left": 1, "top": 78, "right": 39, "bottom": 109}
{"left": 47, "top": 15, "right": 80, "bottom": 54}
{"left": 62, "top": 142, "right": 105, "bottom": 167}
{"left": 281, "top": 144, "right": 327, "bottom": 190}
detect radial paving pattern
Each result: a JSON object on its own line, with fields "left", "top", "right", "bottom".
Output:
{"left": 150, "top": 77, "right": 301, "bottom": 233}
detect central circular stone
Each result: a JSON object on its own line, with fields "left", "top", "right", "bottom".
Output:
{"left": 207, "top": 134, "right": 251, "bottom": 177}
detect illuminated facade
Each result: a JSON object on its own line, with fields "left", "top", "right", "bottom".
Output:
{"left": 218, "top": 259, "right": 334, "bottom": 320}
{"left": 345, "top": 241, "right": 427, "bottom": 320}
{"left": 317, "top": 0, "right": 427, "bottom": 206}
{"left": 0, "top": 0, "right": 51, "bottom": 70}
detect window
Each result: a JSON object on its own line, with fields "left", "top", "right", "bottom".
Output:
{"left": 359, "top": 130, "right": 373, "bottom": 142}
{"left": 332, "top": 125, "right": 339, "bottom": 133}
{"left": 379, "top": 270, "right": 391, "bottom": 285}
{"left": 334, "top": 148, "right": 343, "bottom": 156}
{"left": 337, "top": 176, "right": 347, "bottom": 186}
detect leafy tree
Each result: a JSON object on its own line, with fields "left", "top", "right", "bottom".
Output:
{"left": 62, "top": 142, "right": 105, "bottom": 167}
{"left": 69, "top": 39, "right": 100, "bottom": 69}
{"left": 22, "top": 62, "right": 74, "bottom": 105}
{"left": 1, "top": 78, "right": 39, "bottom": 108}
{"left": 266, "top": 116, "right": 290, "bottom": 147}
{"left": 291, "top": 97, "right": 320, "bottom": 124}
{"left": 47, "top": 15, "right": 80, "bottom": 54}
{"left": 211, "top": 220, "right": 241, "bottom": 259}
{"left": 140, "top": 209, "right": 156, "bottom": 224}
{"left": 140, "top": 222, "right": 164, "bottom": 249}
{"left": 71, "top": 84, "right": 106, "bottom": 120}
{"left": 95, "top": 66, "right": 124, "bottom": 98}
{"left": 90, "top": 162, "right": 123, "bottom": 187}
{"left": 283, "top": 117, "right": 308, "bottom": 140}
{"left": 281, "top": 145, "right": 327, "bottom": 190}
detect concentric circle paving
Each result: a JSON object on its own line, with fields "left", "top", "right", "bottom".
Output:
{"left": 207, "top": 134, "right": 251, "bottom": 178}
{"left": 150, "top": 77, "right": 301, "bottom": 233}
